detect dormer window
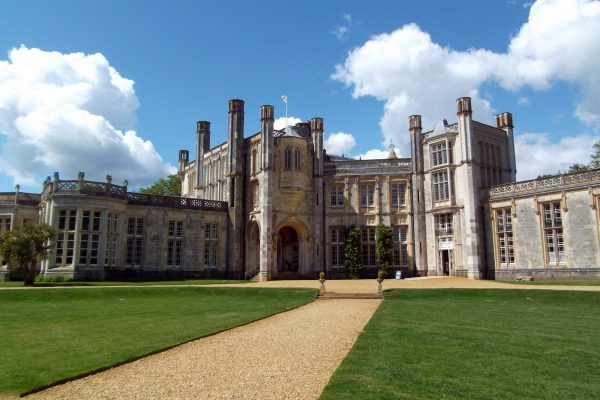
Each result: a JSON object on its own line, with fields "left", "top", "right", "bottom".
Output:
{"left": 431, "top": 142, "right": 448, "bottom": 167}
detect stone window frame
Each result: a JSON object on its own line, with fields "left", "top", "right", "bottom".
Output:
{"left": 329, "top": 184, "right": 344, "bottom": 208}
{"left": 284, "top": 147, "right": 292, "bottom": 171}
{"left": 430, "top": 140, "right": 448, "bottom": 167}
{"left": 55, "top": 209, "right": 77, "bottom": 266}
{"left": 432, "top": 170, "right": 450, "bottom": 202}
{"left": 390, "top": 181, "right": 407, "bottom": 208}
{"left": 204, "top": 223, "right": 219, "bottom": 268}
{"left": 0, "top": 215, "right": 11, "bottom": 266}
{"left": 126, "top": 217, "right": 144, "bottom": 267}
{"left": 435, "top": 213, "right": 453, "bottom": 237}
{"left": 167, "top": 220, "right": 184, "bottom": 267}
{"left": 359, "top": 183, "right": 375, "bottom": 209}
{"left": 540, "top": 201, "right": 566, "bottom": 266}
{"left": 78, "top": 210, "right": 102, "bottom": 267}
{"left": 494, "top": 208, "right": 515, "bottom": 267}
{"left": 392, "top": 225, "right": 409, "bottom": 268}
{"left": 360, "top": 226, "right": 376, "bottom": 267}
{"left": 294, "top": 147, "right": 301, "bottom": 171}
{"left": 329, "top": 226, "right": 345, "bottom": 268}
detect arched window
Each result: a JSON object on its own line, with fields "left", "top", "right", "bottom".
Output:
{"left": 284, "top": 147, "right": 292, "bottom": 170}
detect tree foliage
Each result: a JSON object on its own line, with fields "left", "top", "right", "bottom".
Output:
{"left": 568, "top": 139, "right": 600, "bottom": 172}
{"left": 375, "top": 224, "right": 393, "bottom": 278}
{"left": 139, "top": 174, "right": 181, "bottom": 196}
{"left": 0, "top": 224, "right": 56, "bottom": 285}
{"left": 344, "top": 225, "right": 362, "bottom": 280}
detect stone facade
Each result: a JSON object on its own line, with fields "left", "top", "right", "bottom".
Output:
{"left": 2, "top": 96, "right": 600, "bottom": 281}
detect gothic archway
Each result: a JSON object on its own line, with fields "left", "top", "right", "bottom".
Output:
{"left": 277, "top": 226, "right": 299, "bottom": 274}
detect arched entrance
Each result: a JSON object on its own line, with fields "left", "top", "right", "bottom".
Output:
{"left": 246, "top": 221, "right": 260, "bottom": 278}
{"left": 277, "top": 226, "right": 299, "bottom": 274}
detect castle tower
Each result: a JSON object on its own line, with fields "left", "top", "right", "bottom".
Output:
{"left": 409, "top": 114, "right": 427, "bottom": 276}
{"left": 195, "top": 121, "right": 211, "bottom": 191}
{"left": 310, "top": 117, "right": 325, "bottom": 275}
{"left": 226, "top": 99, "right": 245, "bottom": 278}
{"left": 455, "top": 97, "right": 484, "bottom": 279}
{"left": 495, "top": 112, "right": 517, "bottom": 182}
{"left": 258, "top": 104, "right": 274, "bottom": 280}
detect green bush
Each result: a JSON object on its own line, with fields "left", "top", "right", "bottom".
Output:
{"left": 344, "top": 225, "right": 362, "bottom": 279}
{"left": 375, "top": 224, "right": 393, "bottom": 278}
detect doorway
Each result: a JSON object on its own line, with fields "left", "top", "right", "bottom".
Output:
{"left": 277, "top": 226, "right": 299, "bottom": 273}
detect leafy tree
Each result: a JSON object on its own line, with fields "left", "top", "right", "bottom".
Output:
{"left": 375, "top": 224, "right": 393, "bottom": 278}
{"left": 344, "top": 225, "right": 362, "bottom": 280}
{"left": 591, "top": 140, "right": 600, "bottom": 169}
{"left": 139, "top": 174, "right": 181, "bottom": 196}
{"left": 0, "top": 224, "right": 56, "bottom": 285}
{"left": 568, "top": 163, "right": 589, "bottom": 172}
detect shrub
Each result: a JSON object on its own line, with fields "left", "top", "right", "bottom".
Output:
{"left": 344, "top": 225, "right": 362, "bottom": 279}
{"left": 375, "top": 224, "right": 393, "bottom": 278}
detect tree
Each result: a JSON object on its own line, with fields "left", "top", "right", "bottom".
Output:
{"left": 591, "top": 140, "right": 600, "bottom": 169}
{"left": 568, "top": 163, "right": 589, "bottom": 172}
{"left": 343, "top": 225, "right": 362, "bottom": 279}
{"left": 0, "top": 224, "right": 56, "bottom": 285}
{"left": 139, "top": 174, "right": 181, "bottom": 196}
{"left": 375, "top": 224, "right": 393, "bottom": 278}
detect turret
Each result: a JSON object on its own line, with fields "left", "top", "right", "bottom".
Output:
{"left": 310, "top": 117, "right": 324, "bottom": 176}
{"left": 196, "top": 121, "right": 210, "bottom": 188}
{"left": 261, "top": 105, "right": 274, "bottom": 170}
{"left": 456, "top": 97, "right": 475, "bottom": 162}
{"left": 408, "top": 115, "right": 423, "bottom": 174}
{"left": 495, "top": 112, "right": 516, "bottom": 182}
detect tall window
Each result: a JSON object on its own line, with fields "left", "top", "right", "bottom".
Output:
{"left": 250, "top": 181, "right": 259, "bottom": 210}
{"left": 496, "top": 209, "right": 514, "bottom": 266}
{"left": 167, "top": 220, "right": 183, "bottom": 266}
{"left": 543, "top": 203, "right": 565, "bottom": 264}
{"left": 330, "top": 185, "right": 344, "bottom": 207}
{"left": 79, "top": 211, "right": 101, "bottom": 266}
{"left": 126, "top": 218, "right": 144, "bottom": 267}
{"left": 360, "top": 184, "right": 374, "bottom": 208}
{"left": 56, "top": 210, "right": 76, "bottom": 265}
{"left": 251, "top": 148, "right": 258, "bottom": 175}
{"left": 361, "top": 227, "right": 376, "bottom": 267}
{"left": 294, "top": 148, "right": 301, "bottom": 170}
{"left": 103, "top": 213, "right": 119, "bottom": 266}
{"left": 330, "top": 227, "right": 345, "bottom": 267}
{"left": 284, "top": 147, "right": 292, "bottom": 170}
{"left": 205, "top": 223, "right": 219, "bottom": 267}
{"left": 393, "top": 226, "right": 409, "bottom": 267}
{"left": 435, "top": 213, "right": 453, "bottom": 236}
{"left": 0, "top": 216, "right": 11, "bottom": 266}
{"left": 390, "top": 183, "right": 406, "bottom": 207}
{"left": 432, "top": 171, "right": 449, "bottom": 201}
{"left": 431, "top": 142, "right": 448, "bottom": 166}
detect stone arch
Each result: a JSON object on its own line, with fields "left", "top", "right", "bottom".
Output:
{"left": 274, "top": 218, "right": 309, "bottom": 278}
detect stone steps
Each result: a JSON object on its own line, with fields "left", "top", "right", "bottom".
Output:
{"left": 317, "top": 292, "right": 383, "bottom": 300}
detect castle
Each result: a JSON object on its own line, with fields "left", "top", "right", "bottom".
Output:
{"left": 2, "top": 97, "right": 600, "bottom": 281}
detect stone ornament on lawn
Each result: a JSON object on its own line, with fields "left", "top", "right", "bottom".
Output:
{"left": 319, "top": 271, "right": 326, "bottom": 295}
{"left": 377, "top": 270, "right": 384, "bottom": 294}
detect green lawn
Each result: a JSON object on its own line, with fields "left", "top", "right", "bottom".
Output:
{"left": 320, "top": 289, "right": 600, "bottom": 400}
{"left": 0, "top": 287, "right": 316, "bottom": 395}
{"left": 0, "top": 279, "right": 248, "bottom": 287}
{"left": 500, "top": 280, "right": 600, "bottom": 286}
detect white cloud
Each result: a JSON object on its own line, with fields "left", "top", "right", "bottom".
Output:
{"left": 324, "top": 132, "right": 356, "bottom": 155}
{"left": 357, "top": 149, "right": 390, "bottom": 160}
{"left": 343, "top": 13, "right": 352, "bottom": 22}
{"left": 515, "top": 132, "right": 598, "bottom": 179}
{"left": 273, "top": 117, "right": 302, "bottom": 130}
{"left": 333, "top": 0, "right": 600, "bottom": 170}
{"left": 517, "top": 96, "right": 530, "bottom": 105}
{"left": 332, "top": 26, "right": 349, "bottom": 41}
{"left": 0, "top": 46, "right": 174, "bottom": 187}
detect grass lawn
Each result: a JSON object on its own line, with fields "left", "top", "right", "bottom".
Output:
{"left": 0, "top": 279, "right": 248, "bottom": 287}
{"left": 0, "top": 286, "right": 316, "bottom": 395}
{"left": 500, "top": 280, "right": 600, "bottom": 286}
{"left": 320, "top": 289, "right": 600, "bottom": 400}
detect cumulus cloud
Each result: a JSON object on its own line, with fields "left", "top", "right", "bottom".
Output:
{"left": 324, "top": 132, "right": 356, "bottom": 155}
{"left": 273, "top": 117, "right": 302, "bottom": 130}
{"left": 357, "top": 149, "right": 390, "bottom": 160}
{"left": 333, "top": 0, "right": 600, "bottom": 165}
{"left": 0, "top": 46, "right": 174, "bottom": 187}
{"left": 515, "top": 132, "right": 598, "bottom": 179}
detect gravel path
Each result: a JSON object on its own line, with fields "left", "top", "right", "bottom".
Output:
{"left": 27, "top": 299, "right": 380, "bottom": 400}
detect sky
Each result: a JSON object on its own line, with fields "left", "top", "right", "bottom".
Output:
{"left": 0, "top": 0, "right": 599, "bottom": 193}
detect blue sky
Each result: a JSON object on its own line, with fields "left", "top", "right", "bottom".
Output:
{"left": 1, "top": 0, "right": 599, "bottom": 192}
